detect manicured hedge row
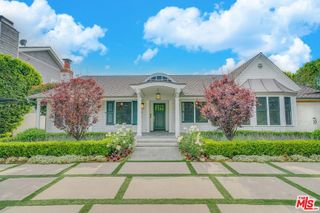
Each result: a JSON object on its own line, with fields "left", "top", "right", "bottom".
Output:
{"left": 201, "top": 130, "right": 314, "bottom": 140}
{"left": 0, "top": 139, "right": 112, "bottom": 158}
{"left": 203, "top": 139, "right": 320, "bottom": 157}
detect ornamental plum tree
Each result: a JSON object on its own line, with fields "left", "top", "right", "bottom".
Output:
{"left": 45, "top": 78, "right": 104, "bottom": 140}
{"left": 201, "top": 76, "right": 256, "bottom": 140}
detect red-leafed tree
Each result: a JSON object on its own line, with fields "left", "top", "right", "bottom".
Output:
{"left": 201, "top": 76, "right": 256, "bottom": 140}
{"left": 45, "top": 78, "right": 104, "bottom": 140}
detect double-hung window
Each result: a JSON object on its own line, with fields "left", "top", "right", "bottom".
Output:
{"left": 256, "top": 97, "right": 268, "bottom": 125}
{"left": 256, "top": 97, "right": 282, "bottom": 126}
{"left": 284, "top": 97, "right": 292, "bottom": 125}
{"left": 116, "top": 102, "right": 132, "bottom": 124}
{"left": 182, "top": 102, "right": 194, "bottom": 123}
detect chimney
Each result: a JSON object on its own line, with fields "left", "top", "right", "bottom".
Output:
{"left": 62, "top": 58, "right": 72, "bottom": 71}
{"left": 60, "top": 58, "right": 73, "bottom": 81}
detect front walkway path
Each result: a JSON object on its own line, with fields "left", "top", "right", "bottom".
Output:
{"left": 130, "top": 147, "right": 183, "bottom": 160}
{"left": 0, "top": 161, "right": 319, "bottom": 212}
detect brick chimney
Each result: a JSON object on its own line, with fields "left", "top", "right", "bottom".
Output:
{"left": 60, "top": 58, "right": 73, "bottom": 81}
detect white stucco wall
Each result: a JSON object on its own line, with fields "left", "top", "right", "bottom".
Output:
{"left": 13, "top": 109, "right": 45, "bottom": 134}
{"left": 297, "top": 101, "right": 320, "bottom": 131}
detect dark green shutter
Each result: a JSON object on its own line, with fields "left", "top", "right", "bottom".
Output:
{"left": 106, "top": 101, "right": 114, "bottom": 125}
{"left": 132, "top": 101, "right": 137, "bottom": 125}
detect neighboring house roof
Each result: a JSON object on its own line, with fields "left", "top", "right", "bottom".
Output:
{"left": 241, "top": 79, "right": 295, "bottom": 93}
{"left": 19, "top": 46, "right": 64, "bottom": 70}
{"left": 81, "top": 75, "right": 222, "bottom": 97}
{"left": 297, "top": 86, "right": 320, "bottom": 99}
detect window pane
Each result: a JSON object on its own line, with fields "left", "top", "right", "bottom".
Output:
{"left": 116, "top": 102, "right": 131, "bottom": 124}
{"left": 269, "top": 97, "right": 280, "bottom": 125}
{"left": 256, "top": 97, "right": 267, "bottom": 125}
{"left": 182, "top": 102, "right": 194, "bottom": 123}
{"left": 195, "top": 102, "right": 207, "bottom": 123}
{"left": 106, "top": 101, "right": 114, "bottom": 125}
{"left": 285, "top": 97, "right": 292, "bottom": 125}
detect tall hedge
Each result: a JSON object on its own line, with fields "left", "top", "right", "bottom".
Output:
{"left": 0, "top": 54, "right": 42, "bottom": 134}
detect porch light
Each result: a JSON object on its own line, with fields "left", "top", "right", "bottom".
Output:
{"left": 156, "top": 91, "right": 161, "bottom": 100}
{"left": 141, "top": 102, "right": 144, "bottom": 109}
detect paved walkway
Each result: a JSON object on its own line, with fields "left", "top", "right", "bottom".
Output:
{"left": 130, "top": 147, "right": 183, "bottom": 160}
{"left": 0, "top": 161, "right": 319, "bottom": 212}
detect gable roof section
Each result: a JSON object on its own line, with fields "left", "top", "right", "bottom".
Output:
{"left": 19, "top": 46, "right": 64, "bottom": 70}
{"left": 82, "top": 75, "right": 221, "bottom": 97}
{"left": 241, "top": 79, "right": 295, "bottom": 93}
{"left": 230, "top": 53, "right": 262, "bottom": 79}
{"left": 297, "top": 86, "right": 320, "bottom": 99}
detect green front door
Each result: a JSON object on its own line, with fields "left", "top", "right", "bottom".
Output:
{"left": 153, "top": 103, "right": 166, "bottom": 131}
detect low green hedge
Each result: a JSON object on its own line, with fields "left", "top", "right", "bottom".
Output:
{"left": 0, "top": 138, "right": 112, "bottom": 158}
{"left": 201, "top": 130, "right": 314, "bottom": 140}
{"left": 203, "top": 139, "right": 320, "bottom": 157}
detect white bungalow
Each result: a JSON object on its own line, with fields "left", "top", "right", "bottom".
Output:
{"left": 31, "top": 53, "right": 320, "bottom": 136}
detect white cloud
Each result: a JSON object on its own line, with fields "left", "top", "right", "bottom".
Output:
{"left": 208, "top": 58, "right": 245, "bottom": 74}
{"left": 144, "top": 0, "right": 320, "bottom": 71}
{"left": 270, "top": 38, "right": 311, "bottom": 72}
{"left": 134, "top": 48, "right": 159, "bottom": 64}
{"left": 0, "top": 0, "right": 106, "bottom": 62}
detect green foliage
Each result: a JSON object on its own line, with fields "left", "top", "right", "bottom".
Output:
{"left": 313, "top": 129, "right": 320, "bottom": 140}
{"left": 179, "top": 126, "right": 205, "bottom": 160}
{"left": 295, "top": 59, "right": 320, "bottom": 89}
{"left": 284, "top": 71, "right": 296, "bottom": 81}
{"left": 29, "top": 83, "right": 57, "bottom": 95}
{"left": 0, "top": 54, "right": 42, "bottom": 134}
{"left": 106, "top": 126, "right": 135, "bottom": 160}
{"left": 201, "top": 130, "right": 313, "bottom": 140}
{"left": 0, "top": 138, "right": 112, "bottom": 158}
{"left": 204, "top": 139, "right": 320, "bottom": 157}
{"left": 27, "top": 155, "right": 107, "bottom": 164}
{"left": 15, "top": 128, "right": 47, "bottom": 142}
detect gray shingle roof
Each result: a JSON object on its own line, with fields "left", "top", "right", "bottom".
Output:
{"left": 297, "top": 86, "right": 320, "bottom": 99}
{"left": 82, "top": 75, "right": 222, "bottom": 97}
{"left": 241, "top": 79, "right": 295, "bottom": 93}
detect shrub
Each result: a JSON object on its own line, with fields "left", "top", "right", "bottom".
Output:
{"left": 203, "top": 139, "right": 320, "bottom": 157}
{"left": 0, "top": 138, "right": 112, "bottom": 158}
{"left": 27, "top": 155, "right": 107, "bottom": 164}
{"left": 179, "top": 126, "right": 206, "bottom": 160}
{"left": 313, "top": 129, "right": 320, "bottom": 140}
{"left": 15, "top": 128, "right": 47, "bottom": 142}
{"left": 201, "top": 130, "right": 313, "bottom": 140}
{"left": 106, "top": 126, "right": 134, "bottom": 161}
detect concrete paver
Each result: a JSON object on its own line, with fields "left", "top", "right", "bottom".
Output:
{"left": 0, "top": 164, "right": 72, "bottom": 176}
{"left": 0, "top": 164, "right": 16, "bottom": 172}
{"left": 287, "top": 177, "right": 320, "bottom": 195}
{"left": 34, "top": 177, "right": 125, "bottom": 200}
{"left": 119, "top": 162, "right": 190, "bottom": 174}
{"left": 218, "top": 204, "right": 304, "bottom": 213}
{"left": 130, "top": 147, "right": 183, "bottom": 161}
{"left": 217, "top": 177, "right": 306, "bottom": 199}
{"left": 124, "top": 177, "right": 223, "bottom": 199}
{"left": 226, "top": 162, "right": 284, "bottom": 174}
{"left": 273, "top": 162, "right": 320, "bottom": 174}
{"left": 0, "top": 205, "right": 83, "bottom": 213}
{"left": 65, "top": 162, "right": 120, "bottom": 175}
{"left": 0, "top": 177, "right": 54, "bottom": 200}
{"left": 191, "top": 162, "right": 232, "bottom": 174}
{"left": 89, "top": 204, "right": 211, "bottom": 213}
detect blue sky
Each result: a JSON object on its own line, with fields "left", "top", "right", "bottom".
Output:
{"left": 1, "top": 0, "right": 320, "bottom": 75}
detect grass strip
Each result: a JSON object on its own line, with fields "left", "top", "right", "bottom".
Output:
{"left": 267, "top": 162, "right": 294, "bottom": 175}
{"left": 0, "top": 164, "right": 21, "bottom": 173}
{"left": 114, "top": 176, "right": 132, "bottom": 200}
{"left": 21, "top": 176, "right": 64, "bottom": 201}
{"left": 209, "top": 176, "right": 233, "bottom": 200}
{"left": 207, "top": 203, "right": 221, "bottom": 213}
{"left": 221, "top": 162, "right": 239, "bottom": 175}
{"left": 111, "top": 161, "right": 126, "bottom": 175}
{"left": 79, "top": 203, "right": 93, "bottom": 213}
{"left": 56, "top": 163, "right": 79, "bottom": 176}
{"left": 186, "top": 161, "right": 197, "bottom": 175}
{"left": 277, "top": 176, "right": 320, "bottom": 199}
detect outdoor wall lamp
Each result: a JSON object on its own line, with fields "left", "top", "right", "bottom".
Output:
{"left": 156, "top": 89, "right": 161, "bottom": 100}
{"left": 141, "top": 102, "right": 144, "bottom": 109}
